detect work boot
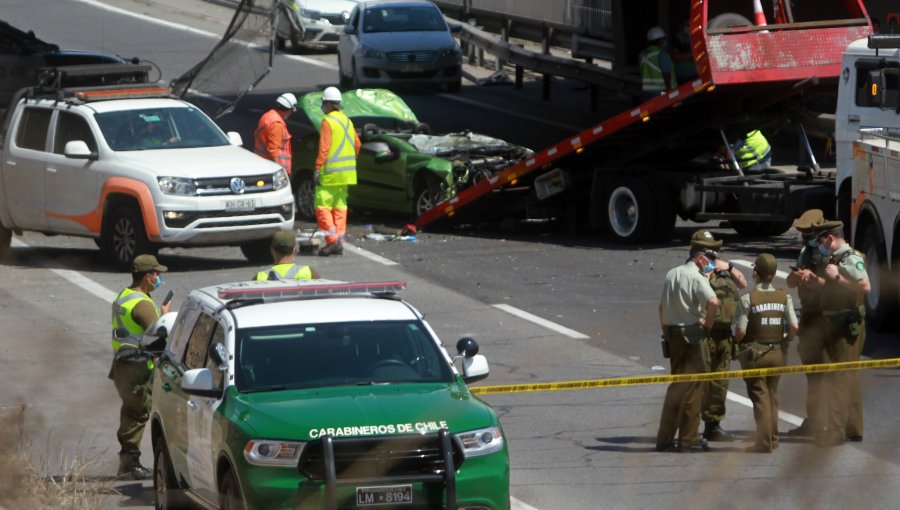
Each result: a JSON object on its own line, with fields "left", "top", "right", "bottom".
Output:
{"left": 117, "top": 454, "right": 152, "bottom": 480}
{"left": 317, "top": 240, "right": 343, "bottom": 257}
{"left": 678, "top": 438, "right": 711, "bottom": 453}
{"left": 702, "top": 422, "right": 734, "bottom": 442}
{"left": 786, "top": 419, "right": 820, "bottom": 437}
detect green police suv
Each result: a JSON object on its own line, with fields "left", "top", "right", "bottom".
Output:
{"left": 148, "top": 279, "right": 509, "bottom": 509}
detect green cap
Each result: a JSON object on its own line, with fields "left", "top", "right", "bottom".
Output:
{"left": 754, "top": 253, "right": 777, "bottom": 278}
{"left": 794, "top": 208, "right": 824, "bottom": 231}
{"left": 133, "top": 254, "right": 167, "bottom": 273}
{"left": 690, "top": 229, "right": 723, "bottom": 251}
{"left": 271, "top": 230, "right": 297, "bottom": 252}
{"left": 813, "top": 219, "right": 844, "bottom": 236}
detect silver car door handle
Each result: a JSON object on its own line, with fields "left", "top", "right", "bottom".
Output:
{"left": 848, "top": 114, "right": 860, "bottom": 122}
{"left": 187, "top": 401, "right": 198, "bottom": 410}
{"left": 46, "top": 167, "right": 57, "bottom": 173}
{"left": 5, "top": 161, "right": 15, "bottom": 166}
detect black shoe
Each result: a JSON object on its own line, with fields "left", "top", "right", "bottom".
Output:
{"left": 846, "top": 435, "right": 863, "bottom": 442}
{"left": 679, "top": 438, "right": 711, "bottom": 453}
{"left": 655, "top": 440, "right": 676, "bottom": 452}
{"left": 117, "top": 464, "right": 152, "bottom": 480}
{"left": 318, "top": 240, "right": 343, "bottom": 257}
{"left": 703, "top": 423, "right": 735, "bottom": 442}
{"left": 787, "top": 420, "right": 819, "bottom": 437}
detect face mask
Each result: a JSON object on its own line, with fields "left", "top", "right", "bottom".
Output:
{"left": 703, "top": 259, "right": 716, "bottom": 273}
{"left": 152, "top": 274, "right": 164, "bottom": 290}
{"left": 806, "top": 238, "right": 818, "bottom": 247}
{"left": 817, "top": 244, "right": 830, "bottom": 256}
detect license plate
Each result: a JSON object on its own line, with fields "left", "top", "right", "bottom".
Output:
{"left": 400, "top": 63, "right": 423, "bottom": 73}
{"left": 356, "top": 484, "right": 412, "bottom": 506}
{"left": 224, "top": 198, "right": 256, "bottom": 211}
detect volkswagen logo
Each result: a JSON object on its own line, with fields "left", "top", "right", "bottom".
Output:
{"left": 230, "top": 177, "right": 246, "bottom": 194}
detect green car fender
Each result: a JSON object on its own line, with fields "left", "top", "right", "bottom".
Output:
{"left": 405, "top": 151, "right": 454, "bottom": 200}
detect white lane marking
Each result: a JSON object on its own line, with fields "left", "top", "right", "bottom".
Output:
{"left": 512, "top": 496, "right": 541, "bottom": 510}
{"left": 726, "top": 391, "right": 804, "bottom": 427}
{"left": 731, "top": 258, "right": 789, "bottom": 280}
{"left": 343, "top": 242, "right": 399, "bottom": 266}
{"left": 10, "top": 238, "right": 116, "bottom": 302}
{"left": 436, "top": 93, "right": 583, "bottom": 132}
{"left": 75, "top": 0, "right": 332, "bottom": 69}
{"left": 492, "top": 304, "right": 590, "bottom": 339}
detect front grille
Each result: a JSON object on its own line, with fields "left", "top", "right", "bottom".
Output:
{"left": 387, "top": 51, "right": 436, "bottom": 63}
{"left": 163, "top": 206, "right": 291, "bottom": 229}
{"left": 386, "top": 69, "right": 438, "bottom": 79}
{"left": 195, "top": 174, "right": 276, "bottom": 196}
{"left": 319, "top": 33, "right": 340, "bottom": 42}
{"left": 299, "top": 433, "right": 464, "bottom": 481}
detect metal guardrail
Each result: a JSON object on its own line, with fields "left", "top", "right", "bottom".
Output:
{"left": 433, "top": 0, "right": 614, "bottom": 41}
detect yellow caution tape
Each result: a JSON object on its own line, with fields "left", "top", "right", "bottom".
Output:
{"left": 470, "top": 358, "right": 900, "bottom": 395}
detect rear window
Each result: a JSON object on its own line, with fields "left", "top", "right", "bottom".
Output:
{"left": 15, "top": 107, "right": 52, "bottom": 151}
{"left": 235, "top": 320, "right": 454, "bottom": 392}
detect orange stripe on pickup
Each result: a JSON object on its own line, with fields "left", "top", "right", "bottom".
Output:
{"left": 45, "top": 177, "right": 159, "bottom": 237}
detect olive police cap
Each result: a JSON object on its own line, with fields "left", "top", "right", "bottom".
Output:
{"left": 690, "top": 229, "right": 723, "bottom": 250}
{"left": 794, "top": 209, "right": 824, "bottom": 231}
{"left": 133, "top": 254, "right": 167, "bottom": 272}
{"left": 814, "top": 219, "right": 844, "bottom": 236}
{"left": 754, "top": 253, "right": 778, "bottom": 278}
{"left": 271, "top": 230, "right": 297, "bottom": 252}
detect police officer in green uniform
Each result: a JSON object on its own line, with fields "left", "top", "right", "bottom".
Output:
{"left": 656, "top": 229, "right": 720, "bottom": 452}
{"left": 109, "top": 254, "right": 172, "bottom": 479}
{"left": 253, "top": 230, "right": 320, "bottom": 281}
{"left": 733, "top": 253, "right": 799, "bottom": 453}
{"left": 701, "top": 245, "right": 747, "bottom": 442}
{"left": 812, "top": 220, "right": 870, "bottom": 446}
{"left": 786, "top": 209, "right": 829, "bottom": 437}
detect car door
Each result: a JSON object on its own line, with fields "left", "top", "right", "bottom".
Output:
{"left": 337, "top": 6, "right": 360, "bottom": 77}
{"left": 2, "top": 105, "right": 52, "bottom": 230}
{"left": 183, "top": 311, "right": 224, "bottom": 505}
{"left": 45, "top": 110, "right": 101, "bottom": 234}
{"left": 351, "top": 138, "right": 408, "bottom": 212}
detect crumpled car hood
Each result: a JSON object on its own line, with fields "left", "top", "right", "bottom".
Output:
{"left": 408, "top": 131, "right": 530, "bottom": 157}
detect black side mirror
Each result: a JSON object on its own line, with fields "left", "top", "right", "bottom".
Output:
{"left": 456, "top": 337, "right": 479, "bottom": 358}
{"left": 344, "top": 24, "right": 356, "bottom": 35}
{"left": 114, "top": 327, "right": 130, "bottom": 339}
{"left": 209, "top": 342, "right": 229, "bottom": 371}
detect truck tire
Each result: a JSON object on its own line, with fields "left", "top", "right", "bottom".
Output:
{"left": 240, "top": 238, "right": 272, "bottom": 264}
{"left": 293, "top": 170, "right": 316, "bottom": 220}
{"left": 861, "top": 226, "right": 898, "bottom": 331}
{"left": 606, "top": 178, "right": 656, "bottom": 244}
{"left": 103, "top": 206, "right": 156, "bottom": 270}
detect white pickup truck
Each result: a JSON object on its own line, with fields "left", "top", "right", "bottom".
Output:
{"left": 0, "top": 72, "right": 294, "bottom": 268}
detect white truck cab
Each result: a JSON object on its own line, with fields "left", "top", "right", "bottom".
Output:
{"left": 0, "top": 76, "right": 294, "bottom": 267}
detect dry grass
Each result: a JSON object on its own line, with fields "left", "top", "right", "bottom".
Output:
{"left": 0, "top": 403, "right": 114, "bottom": 509}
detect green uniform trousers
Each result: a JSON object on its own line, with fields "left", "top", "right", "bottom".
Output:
{"left": 740, "top": 343, "right": 785, "bottom": 452}
{"left": 109, "top": 356, "right": 152, "bottom": 457}
{"left": 846, "top": 322, "right": 866, "bottom": 438}
{"left": 657, "top": 326, "right": 708, "bottom": 448}
{"left": 821, "top": 316, "right": 864, "bottom": 441}
{"left": 701, "top": 327, "right": 732, "bottom": 425}
{"left": 796, "top": 312, "right": 828, "bottom": 430}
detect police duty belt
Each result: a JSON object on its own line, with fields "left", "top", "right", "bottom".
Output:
{"left": 469, "top": 358, "right": 900, "bottom": 395}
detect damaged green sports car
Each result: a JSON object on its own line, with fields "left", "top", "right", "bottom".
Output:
{"left": 292, "top": 89, "right": 532, "bottom": 219}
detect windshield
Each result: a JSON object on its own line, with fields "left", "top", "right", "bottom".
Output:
{"left": 362, "top": 6, "right": 447, "bottom": 33}
{"left": 95, "top": 106, "right": 230, "bottom": 151}
{"left": 235, "top": 320, "right": 455, "bottom": 392}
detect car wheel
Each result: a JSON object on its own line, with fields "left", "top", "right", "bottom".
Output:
{"left": 103, "top": 206, "right": 156, "bottom": 270}
{"left": 154, "top": 437, "right": 188, "bottom": 510}
{"left": 412, "top": 174, "right": 446, "bottom": 218}
{"left": 605, "top": 177, "right": 656, "bottom": 243}
{"left": 351, "top": 58, "right": 361, "bottom": 89}
{"left": 0, "top": 223, "right": 11, "bottom": 259}
{"left": 861, "top": 225, "right": 898, "bottom": 331}
{"left": 294, "top": 170, "right": 316, "bottom": 220}
{"left": 240, "top": 238, "right": 272, "bottom": 264}
{"left": 338, "top": 55, "right": 351, "bottom": 89}
{"left": 219, "top": 468, "right": 246, "bottom": 510}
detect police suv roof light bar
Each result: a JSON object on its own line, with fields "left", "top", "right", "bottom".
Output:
{"left": 217, "top": 281, "right": 407, "bottom": 301}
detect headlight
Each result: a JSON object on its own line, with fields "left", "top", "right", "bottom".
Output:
{"left": 158, "top": 176, "right": 197, "bottom": 196}
{"left": 437, "top": 46, "right": 461, "bottom": 59}
{"left": 300, "top": 8, "right": 321, "bottom": 20}
{"left": 361, "top": 45, "right": 385, "bottom": 59}
{"left": 454, "top": 426, "right": 503, "bottom": 458}
{"left": 273, "top": 169, "right": 289, "bottom": 190}
{"left": 244, "top": 440, "right": 305, "bottom": 467}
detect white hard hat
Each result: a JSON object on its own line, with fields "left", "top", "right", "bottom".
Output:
{"left": 647, "top": 26, "right": 666, "bottom": 41}
{"left": 322, "top": 86, "right": 342, "bottom": 103}
{"left": 276, "top": 92, "right": 297, "bottom": 110}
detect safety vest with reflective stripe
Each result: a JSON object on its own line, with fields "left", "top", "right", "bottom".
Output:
{"left": 321, "top": 111, "right": 358, "bottom": 186}
{"left": 111, "top": 288, "right": 159, "bottom": 352}
{"left": 255, "top": 263, "right": 313, "bottom": 281}
{"left": 639, "top": 45, "right": 675, "bottom": 93}
{"left": 254, "top": 109, "right": 293, "bottom": 173}
{"left": 734, "top": 130, "right": 771, "bottom": 169}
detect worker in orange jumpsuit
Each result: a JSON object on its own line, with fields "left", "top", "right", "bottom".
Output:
{"left": 315, "top": 87, "right": 360, "bottom": 256}
{"left": 254, "top": 92, "right": 296, "bottom": 175}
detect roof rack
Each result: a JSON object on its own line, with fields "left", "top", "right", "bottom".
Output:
{"left": 37, "top": 63, "right": 152, "bottom": 89}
